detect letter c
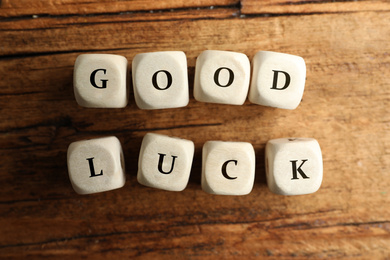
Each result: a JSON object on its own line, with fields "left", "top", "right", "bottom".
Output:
{"left": 221, "top": 160, "right": 238, "bottom": 180}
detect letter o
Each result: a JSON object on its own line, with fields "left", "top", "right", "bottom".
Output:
{"left": 152, "top": 70, "right": 173, "bottom": 90}
{"left": 214, "top": 67, "right": 234, "bottom": 87}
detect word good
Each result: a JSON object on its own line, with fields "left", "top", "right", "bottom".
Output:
{"left": 67, "top": 133, "right": 323, "bottom": 196}
{"left": 73, "top": 50, "right": 306, "bottom": 110}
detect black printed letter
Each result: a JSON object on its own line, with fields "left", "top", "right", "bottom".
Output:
{"left": 90, "top": 69, "right": 108, "bottom": 89}
{"left": 214, "top": 67, "right": 234, "bottom": 87}
{"left": 221, "top": 160, "right": 238, "bottom": 180}
{"left": 271, "top": 70, "right": 291, "bottom": 90}
{"left": 86, "top": 157, "right": 103, "bottom": 177}
{"left": 157, "top": 153, "right": 177, "bottom": 174}
{"left": 290, "top": 159, "right": 309, "bottom": 180}
{"left": 152, "top": 70, "right": 173, "bottom": 90}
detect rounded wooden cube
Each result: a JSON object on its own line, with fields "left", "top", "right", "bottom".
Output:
{"left": 265, "top": 138, "right": 323, "bottom": 195}
{"left": 201, "top": 141, "right": 255, "bottom": 195}
{"left": 67, "top": 136, "right": 126, "bottom": 194}
{"left": 132, "top": 51, "right": 189, "bottom": 109}
{"left": 73, "top": 54, "right": 128, "bottom": 108}
{"left": 194, "top": 50, "right": 250, "bottom": 105}
{"left": 249, "top": 51, "right": 306, "bottom": 110}
{"left": 137, "top": 133, "right": 194, "bottom": 191}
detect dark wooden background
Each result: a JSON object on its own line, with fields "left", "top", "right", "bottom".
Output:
{"left": 1, "top": 0, "right": 389, "bottom": 258}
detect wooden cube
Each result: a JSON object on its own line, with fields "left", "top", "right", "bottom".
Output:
{"left": 194, "top": 50, "right": 250, "bottom": 105}
{"left": 137, "top": 133, "right": 194, "bottom": 191}
{"left": 201, "top": 141, "right": 255, "bottom": 195}
{"left": 132, "top": 51, "right": 189, "bottom": 109}
{"left": 266, "top": 138, "right": 323, "bottom": 195}
{"left": 73, "top": 54, "right": 128, "bottom": 108}
{"left": 249, "top": 51, "right": 306, "bottom": 109}
{"left": 67, "top": 136, "right": 126, "bottom": 194}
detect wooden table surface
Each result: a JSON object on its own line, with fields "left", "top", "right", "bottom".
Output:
{"left": 1, "top": 0, "right": 389, "bottom": 259}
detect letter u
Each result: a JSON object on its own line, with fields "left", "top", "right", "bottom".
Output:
{"left": 157, "top": 153, "right": 178, "bottom": 174}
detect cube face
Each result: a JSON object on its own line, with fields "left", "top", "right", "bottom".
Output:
{"left": 201, "top": 141, "right": 255, "bottom": 195}
{"left": 67, "top": 136, "right": 126, "bottom": 194}
{"left": 194, "top": 50, "right": 250, "bottom": 105}
{"left": 132, "top": 51, "right": 189, "bottom": 109}
{"left": 73, "top": 54, "right": 128, "bottom": 108}
{"left": 265, "top": 138, "right": 323, "bottom": 195}
{"left": 249, "top": 51, "right": 306, "bottom": 110}
{"left": 137, "top": 133, "right": 194, "bottom": 191}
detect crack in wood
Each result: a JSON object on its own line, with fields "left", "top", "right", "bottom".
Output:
{"left": 279, "top": 0, "right": 370, "bottom": 5}
{"left": 0, "top": 3, "right": 242, "bottom": 21}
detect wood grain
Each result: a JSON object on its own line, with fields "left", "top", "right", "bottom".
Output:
{"left": 241, "top": 0, "right": 390, "bottom": 14}
{"left": 1, "top": 0, "right": 389, "bottom": 258}
{"left": 0, "top": 0, "right": 239, "bottom": 17}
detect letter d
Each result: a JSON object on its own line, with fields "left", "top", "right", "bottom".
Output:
{"left": 271, "top": 70, "right": 291, "bottom": 90}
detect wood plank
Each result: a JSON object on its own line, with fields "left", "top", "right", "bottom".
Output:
{"left": 0, "top": 9, "right": 389, "bottom": 258}
{"left": 1, "top": 8, "right": 246, "bottom": 56}
{"left": 0, "top": 0, "right": 239, "bottom": 17}
{"left": 0, "top": 8, "right": 239, "bottom": 32}
{"left": 0, "top": 210, "right": 388, "bottom": 258}
{"left": 241, "top": 0, "right": 390, "bottom": 14}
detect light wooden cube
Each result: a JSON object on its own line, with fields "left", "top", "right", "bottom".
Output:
{"left": 194, "top": 50, "right": 250, "bottom": 105}
{"left": 137, "top": 133, "right": 194, "bottom": 191}
{"left": 73, "top": 54, "right": 128, "bottom": 108}
{"left": 249, "top": 51, "right": 306, "bottom": 109}
{"left": 67, "top": 136, "right": 126, "bottom": 194}
{"left": 201, "top": 141, "right": 255, "bottom": 195}
{"left": 265, "top": 138, "right": 323, "bottom": 195}
{"left": 132, "top": 51, "right": 189, "bottom": 109}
